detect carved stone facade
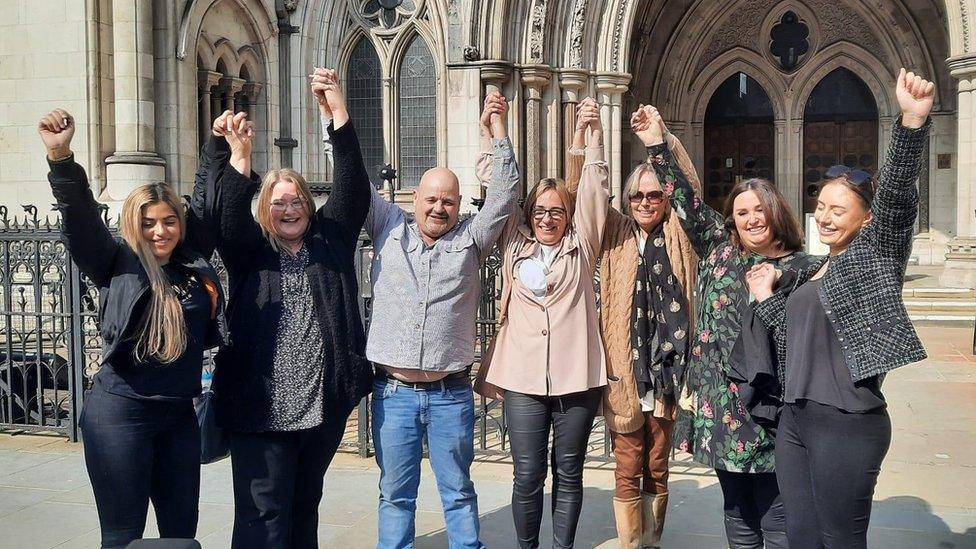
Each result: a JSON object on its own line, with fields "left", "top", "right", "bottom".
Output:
{"left": 1, "top": 0, "right": 976, "bottom": 283}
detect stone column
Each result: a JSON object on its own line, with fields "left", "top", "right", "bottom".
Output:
{"left": 559, "top": 69, "right": 588, "bottom": 178}
{"left": 941, "top": 55, "right": 976, "bottom": 287}
{"left": 521, "top": 65, "right": 552, "bottom": 192}
{"left": 242, "top": 82, "right": 263, "bottom": 114}
{"left": 219, "top": 76, "right": 245, "bottom": 112}
{"left": 104, "top": 0, "right": 165, "bottom": 200}
{"left": 479, "top": 61, "right": 513, "bottom": 200}
{"left": 197, "top": 70, "right": 221, "bottom": 146}
{"left": 595, "top": 72, "right": 632, "bottom": 211}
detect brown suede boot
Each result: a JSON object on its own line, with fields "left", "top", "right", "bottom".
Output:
{"left": 641, "top": 492, "right": 669, "bottom": 548}
{"left": 613, "top": 496, "right": 643, "bottom": 549}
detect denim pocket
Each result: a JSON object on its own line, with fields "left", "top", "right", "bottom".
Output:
{"left": 372, "top": 380, "right": 397, "bottom": 401}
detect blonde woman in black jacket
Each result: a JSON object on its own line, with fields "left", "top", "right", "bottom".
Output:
{"left": 747, "top": 68, "right": 934, "bottom": 549}
{"left": 39, "top": 110, "right": 227, "bottom": 548}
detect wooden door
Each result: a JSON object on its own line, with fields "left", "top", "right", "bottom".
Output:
{"left": 704, "top": 123, "right": 775, "bottom": 212}
{"left": 802, "top": 121, "right": 878, "bottom": 213}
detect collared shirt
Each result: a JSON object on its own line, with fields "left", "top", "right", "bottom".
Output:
{"left": 362, "top": 137, "right": 520, "bottom": 372}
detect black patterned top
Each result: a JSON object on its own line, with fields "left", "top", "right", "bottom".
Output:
{"left": 263, "top": 244, "right": 327, "bottom": 431}
{"left": 648, "top": 143, "right": 818, "bottom": 473}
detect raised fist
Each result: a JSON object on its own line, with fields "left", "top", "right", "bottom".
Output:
{"left": 896, "top": 68, "right": 935, "bottom": 129}
{"left": 38, "top": 109, "right": 75, "bottom": 160}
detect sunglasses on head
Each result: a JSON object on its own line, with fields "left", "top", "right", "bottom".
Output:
{"left": 825, "top": 165, "right": 872, "bottom": 186}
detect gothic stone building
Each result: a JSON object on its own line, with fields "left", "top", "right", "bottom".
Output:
{"left": 2, "top": 0, "right": 976, "bottom": 286}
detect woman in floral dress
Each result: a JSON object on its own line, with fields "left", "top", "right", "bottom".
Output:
{"left": 634, "top": 105, "right": 819, "bottom": 548}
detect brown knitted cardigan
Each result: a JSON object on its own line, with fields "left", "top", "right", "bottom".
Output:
{"left": 567, "top": 134, "right": 702, "bottom": 434}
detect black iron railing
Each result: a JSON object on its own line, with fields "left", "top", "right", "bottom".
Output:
{"left": 0, "top": 205, "right": 613, "bottom": 460}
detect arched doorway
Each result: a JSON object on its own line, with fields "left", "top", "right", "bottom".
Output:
{"left": 802, "top": 67, "right": 879, "bottom": 213}
{"left": 704, "top": 73, "right": 776, "bottom": 212}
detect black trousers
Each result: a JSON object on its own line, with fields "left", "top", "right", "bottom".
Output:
{"left": 80, "top": 387, "right": 200, "bottom": 549}
{"left": 776, "top": 400, "right": 891, "bottom": 549}
{"left": 228, "top": 416, "right": 346, "bottom": 549}
{"left": 715, "top": 470, "right": 786, "bottom": 548}
{"left": 504, "top": 388, "right": 601, "bottom": 549}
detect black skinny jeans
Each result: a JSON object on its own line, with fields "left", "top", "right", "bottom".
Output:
{"left": 776, "top": 400, "right": 891, "bottom": 549}
{"left": 228, "top": 416, "right": 346, "bottom": 549}
{"left": 504, "top": 388, "right": 601, "bottom": 549}
{"left": 715, "top": 469, "right": 786, "bottom": 547}
{"left": 80, "top": 387, "right": 201, "bottom": 549}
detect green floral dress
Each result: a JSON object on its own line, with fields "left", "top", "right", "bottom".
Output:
{"left": 648, "top": 144, "right": 818, "bottom": 473}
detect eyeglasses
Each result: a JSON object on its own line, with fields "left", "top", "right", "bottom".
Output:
{"left": 629, "top": 190, "right": 665, "bottom": 204}
{"left": 270, "top": 199, "right": 307, "bottom": 212}
{"left": 825, "top": 165, "right": 872, "bottom": 186}
{"left": 531, "top": 207, "right": 567, "bottom": 221}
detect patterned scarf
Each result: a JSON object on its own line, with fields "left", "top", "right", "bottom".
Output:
{"left": 631, "top": 223, "right": 690, "bottom": 401}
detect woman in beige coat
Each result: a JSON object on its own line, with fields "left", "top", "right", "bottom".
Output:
{"left": 475, "top": 98, "right": 608, "bottom": 549}
{"left": 565, "top": 109, "right": 701, "bottom": 549}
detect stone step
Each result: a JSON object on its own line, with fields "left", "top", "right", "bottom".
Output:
{"left": 900, "top": 288, "right": 976, "bottom": 322}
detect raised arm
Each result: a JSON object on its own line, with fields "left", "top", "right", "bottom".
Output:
{"left": 573, "top": 98, "right": 610, "bottom": 259}
{"left": 468, "top": 91, "right": 519, "bottom": 259}
{"left": 637, "top": 105, "right": 725, "bottom": 256}
{"left": 212, "top": 112, "right": 264, "bottom": 273}
{"left": 310, "top": 68, "right": 371, "bottom": 250}
{"left": 870, "top": 68, "right": 934, "bottom": 264}
{"left": 184, "top": 110, "right": 234, "bottom": 259}
{"left": 39, "top": 109, "right": 119, "bottom": 288}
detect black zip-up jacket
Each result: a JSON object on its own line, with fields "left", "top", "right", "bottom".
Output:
{"left": 753, "top": 117, "right": 930, "bottom": 382}
{"left": 47, "top": 154, "right": 229, "bottom": 384}
{"left": 207, "top": 121, "right": 373, "bottom": 431}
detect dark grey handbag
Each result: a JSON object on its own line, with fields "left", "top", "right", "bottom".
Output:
{"left": 194, "top": 381, "right": 229, "bottom": 464}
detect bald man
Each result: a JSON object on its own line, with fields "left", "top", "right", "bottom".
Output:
{"left": 339, "top": 91, "right": 518, "bottom": 549}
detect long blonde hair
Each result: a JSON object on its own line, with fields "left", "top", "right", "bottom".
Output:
{"left": 119, "top": 183, "right": 188, "bottom": 363}
{"left": 255, "top": 169, "right": 316, "bottom": 255}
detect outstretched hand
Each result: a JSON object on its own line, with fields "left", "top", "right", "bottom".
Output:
{"left": 480, "top": 91, "right": 509, "bottom": 139}
{"left": 896, "top": 68, "right": 935, "bottom": 129}
{"left": 309, "top": 67, "right": 349, "bottom": 128}
{"left": 38, "top": 109, "right": 75, "bottom": 161}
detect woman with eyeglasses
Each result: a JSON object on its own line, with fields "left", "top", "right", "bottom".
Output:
{"left": 632, "top": 105, "right": 819, "bottom": 548}
{"left": 562, "top": 112, "right": 700, "bottom": 548}
{"left": 746, "top": 69, "right": 934, "bottom": 549}
{"left": 474, "top": 97, "right": 608, "bottom": 548}
{"left": 200, "top": 69, "right": 373, "bottom": 548}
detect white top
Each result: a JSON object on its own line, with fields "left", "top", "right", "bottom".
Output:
{"left": 517, "top": 244, "right": 557, "bottom": 301}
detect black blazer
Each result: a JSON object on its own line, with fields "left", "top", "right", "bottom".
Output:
{"left": 753, "top": 117, "right": 930, "bottom": 382}
{"left": 47, "top": 155, "right": 229, "bottom": 368}
{"left": 207, "top": 121, "right": 373, "bottom": 431}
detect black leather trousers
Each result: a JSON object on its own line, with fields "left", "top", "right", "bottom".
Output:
{"left": 503, "top": 388, "right": 601, "bottom": 549}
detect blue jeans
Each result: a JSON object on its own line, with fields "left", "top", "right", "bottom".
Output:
{"left": 371, "top": 376, "right": 484, "bottom": 549}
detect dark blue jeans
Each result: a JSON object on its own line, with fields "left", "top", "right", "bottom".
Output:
{"left": 80, "top": 387, "right": 200, "bottom": 549}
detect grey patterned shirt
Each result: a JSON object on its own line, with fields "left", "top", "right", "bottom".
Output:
{"left": 363, "top": 137, "right": 520, "bottom": 372}
{"left": 265, "top": 244, "right": 326, "bottom": 431}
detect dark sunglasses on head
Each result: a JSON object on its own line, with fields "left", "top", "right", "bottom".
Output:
{"left": 628, "top": 190, "right": 665, "bottom": 204}
{"left": 825, "top": 165, "right": 872, "bottom": 186}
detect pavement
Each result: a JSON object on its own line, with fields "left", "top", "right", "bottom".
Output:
{"left": 0, "top": 324, "right": 974, "bottom": 548}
